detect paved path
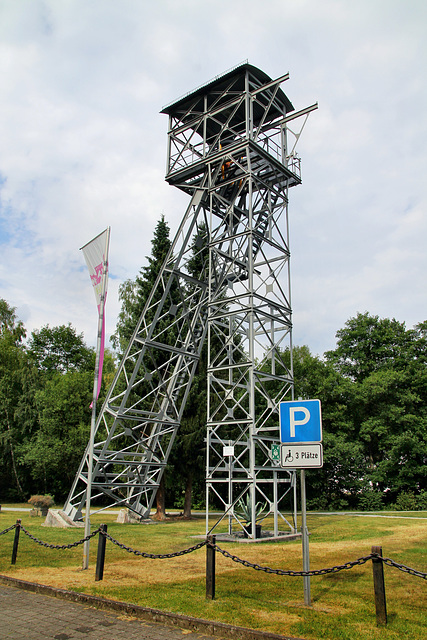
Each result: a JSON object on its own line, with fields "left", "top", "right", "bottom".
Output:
{"left": 0, "top": 583, "right": 219, "bottom": 640}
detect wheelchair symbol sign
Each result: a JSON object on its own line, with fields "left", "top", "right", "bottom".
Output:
{"left": 280, "top": 443, "right": 323, "bottom": 468}
{"left": 283, "top": 448, "right": 294, "bottom": 463}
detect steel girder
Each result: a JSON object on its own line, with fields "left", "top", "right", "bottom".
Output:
{"left": 204, "top": 142, "right": 297, "bottom": 537}
{"left": 63, "top": 189, "right": 212, "bottom": 520}
{"left": 63, "top": 63, "right": 316, "bottom": 530}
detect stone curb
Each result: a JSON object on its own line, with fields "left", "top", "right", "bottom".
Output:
{"left": 0, "top": 574, "right": 304, "bottom": 640}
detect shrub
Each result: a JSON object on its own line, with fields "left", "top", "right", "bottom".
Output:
{"left": 28, "top": 494, "right": 55, "bottom": 509}
{"left": 236, "top": 495, "right": 267, "bottom": 522}
{"left": 357, "top": 490, "right": 383, "bottom": 511}
{"left": 418, "top": 489, "right": 427, "bottom": 510}
{"left": 393, "top": 491, "right": 420, "bottom": 511}
{"left": 306, "top": 495, "right": 329, "bottom": 511}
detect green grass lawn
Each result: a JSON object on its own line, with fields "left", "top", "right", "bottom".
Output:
{"left": 0, "top": 507, "right": 426, "bottom": 640}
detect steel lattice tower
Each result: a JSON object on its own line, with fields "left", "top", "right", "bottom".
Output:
{"left": 63, "top": 63, "right": 316, "bottom": 538}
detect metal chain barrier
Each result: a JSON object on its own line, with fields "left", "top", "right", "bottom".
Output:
{"left": 20, "top": 524, "right": 101, "bottom": 550}
{"left": 0, "top": 524, "right": 18, "bottom": 537}
{"left": 379, "top": 554, "right": 427, "bottom": 580}
{"left": 210, "top": 541, "right": 374, "bottom": 576}
{"left": 1, "top": 523, "right": 18, "bottom": 537}
{"left": 210, "top": 543, "right": 427, "bottom": 580}
{"left": 103, "top": 530, "right": 207, "bottom": 558}
{"left": 3, "top": 521, "right": 426, "bottom": 580}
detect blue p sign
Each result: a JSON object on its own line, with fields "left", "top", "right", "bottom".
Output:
{"left": 280, "top": 399, "right": 322, "bottom": 443}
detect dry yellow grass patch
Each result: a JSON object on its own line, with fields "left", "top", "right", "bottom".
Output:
{"left": 1, "top": 511, "right": 426, "bottom": 640}
{"left": 6, "top": 517, "right": 425, "bottom": 597}
{"left": 256, "top": 609, "right": 302, "bottom": 626}
{"left": 284, "top": 601, "right": 346, "bottom": 615}
{"left": 9, "top": 565, "right": 100, "bottom": 590}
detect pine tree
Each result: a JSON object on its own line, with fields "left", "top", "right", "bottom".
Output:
{"left": 110, "top": 216, "right": 173, "bottom": 517}
{"left": 111, "top": 215, "right": 172, "bottom": 356}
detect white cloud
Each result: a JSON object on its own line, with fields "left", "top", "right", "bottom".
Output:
{"left": 0, "top": 0, "right": 425, "bottom": 355}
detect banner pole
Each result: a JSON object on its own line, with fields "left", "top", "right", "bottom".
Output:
{"left": 82, "top": 227, "right": 110, "bottom": 570}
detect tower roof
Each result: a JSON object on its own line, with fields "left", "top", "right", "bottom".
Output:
{"left": 161, "top": 62, "right": 294, "bottom": 138}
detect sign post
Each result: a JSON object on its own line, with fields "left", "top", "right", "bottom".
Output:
{"left": 279, "top": 399, "right": 323, "bottom": 607}
{"left": 300, "top": 469, "right": 310, "bottom": 604}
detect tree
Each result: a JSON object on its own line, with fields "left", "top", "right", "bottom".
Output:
{"left": 167, "top": 223, "right": 210, "bottom": 516}
{"left": 325, "top": 312, "right": 415, "bottom": 382}
{"left": 24, "top": 370, "right": 94, "bottom": 500}
{"left": 260, "top": 344, "right": 363, "bottom": 510}
{"left": 324, "top": 312, "right": 427, "bottom": 507}
{"left": 0, "top": 302, "right": 116, "bottom": 502}
{"left": 24, "top": 328, "right": 115, "bottom": 501}
{"left": 109, "top": 278, "right": 139, "bottom": 355}
{"left": 27, "top": 324, "right": 94, "bottom": 374}
{"left": 355, "top": 368, "right": 427, "bottom": 499}
{"left": 110, "top": 216, "right": 173, "bottom": 517}
{"left": 0, "top": 300, "right": 38, "bottom": 500}
{"left": 170, "top": 375, "right": 208, "bottom": 517}
{"left": 111, "top": 215, "right": 172, "bottom": 356}
{"left": 304, "top": 363, "right": 366, "bottom": 510}
{"left": 0, "top": 298, "right": 26, "bottom": 342}
{"left": 111, "top": 217, "right": 214, "bottom": 517}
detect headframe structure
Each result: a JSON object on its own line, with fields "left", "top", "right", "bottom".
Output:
{"left": 63, "top": 62, "right": 316, "bottom": 538}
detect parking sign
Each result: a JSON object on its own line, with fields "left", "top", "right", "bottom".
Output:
{"left": 280, "top": 399, "right": 322, "bottom": 443}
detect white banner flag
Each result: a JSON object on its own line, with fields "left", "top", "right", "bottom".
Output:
{"left": 81, "top": 227, "right": 110, "bottom": 402}
{"left": 81, "top": 228, "right": 110, "bottom": 312}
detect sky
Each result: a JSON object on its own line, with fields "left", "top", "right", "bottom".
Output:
{"left": 0, "top": 0, "right": 425, "bottom": 357}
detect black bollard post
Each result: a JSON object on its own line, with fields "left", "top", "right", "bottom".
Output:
{"left": 206, "top": 534, "right": 216, "bottom": 600}
{"left": 371, "top": 545, "right": 387, "bottom": 626}
{"left": 95, "top": 524, "right": 108, "bottom": 581}
{"left": 11, "top": 519, "right": 21, "bottom": 565}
